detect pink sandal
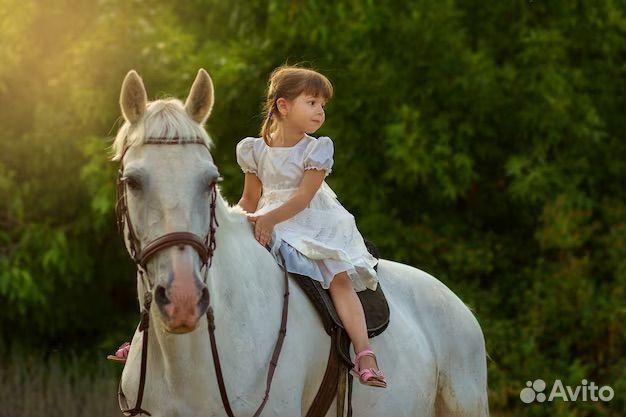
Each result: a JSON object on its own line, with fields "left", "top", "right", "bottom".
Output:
{"left": 107, "top": 341, "right": 130, "bottom": 363}
{"left": 350, "top": 347, "right": 388, "bottom": 388}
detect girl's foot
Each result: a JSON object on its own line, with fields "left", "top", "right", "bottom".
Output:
{"left": 351, "top": 347, "right": 387, "bottom": 388}
{"left": 107, "top": 341, "right": 130, "bottom": 363}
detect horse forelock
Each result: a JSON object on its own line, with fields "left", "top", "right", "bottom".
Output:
{"left": 110, "top": 97, "right": 214, "bottom": 161}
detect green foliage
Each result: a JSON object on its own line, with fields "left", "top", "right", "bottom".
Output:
{"left": 0, "top": 0, "right": 624, "bottom": 415}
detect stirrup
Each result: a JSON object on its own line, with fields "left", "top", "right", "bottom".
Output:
{"left": 350, "top": 348, "right": 387, "bottom": 388}
{"left": 107, "top": 341, "right": 130, "bottom": 363}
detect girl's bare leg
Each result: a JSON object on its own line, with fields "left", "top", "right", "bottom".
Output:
{"left": 328, "top": 271, "right": 379, "bottom": 372}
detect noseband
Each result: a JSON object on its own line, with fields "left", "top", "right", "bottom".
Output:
{"left": 115, "top": 136, "right": 289, "bottom": 417}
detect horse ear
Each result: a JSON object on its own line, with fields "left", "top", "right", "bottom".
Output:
{"left": 184, "top": 69, "right": 214, "bottom": 124}
{"left": 120, "top": 70, "right": 148, "bottom": 124}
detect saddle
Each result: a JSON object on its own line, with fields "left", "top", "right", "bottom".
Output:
{"left": 290, "top": 239, "right": 390, "bottom": 417}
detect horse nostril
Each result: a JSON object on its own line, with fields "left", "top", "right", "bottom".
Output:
{"left": 155, "top": 285, "right": 170, "bottom": 307}
{"left": 197, "top": 286, "right": 210, "bottom": 314}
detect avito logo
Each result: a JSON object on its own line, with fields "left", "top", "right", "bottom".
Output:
{"left": 520, "top": 379, "right": 614, "bottom": 403}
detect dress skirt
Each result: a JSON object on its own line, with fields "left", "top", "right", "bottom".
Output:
{"left": 253, "top": 182, "right": 379, "bottom": 293}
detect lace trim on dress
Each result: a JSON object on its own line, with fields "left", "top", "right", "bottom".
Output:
{"left": 304, "top": 165, "right": 332, "bottom": 178}
{"left": 303, "top": 136, "right": 333, "bottom": 174}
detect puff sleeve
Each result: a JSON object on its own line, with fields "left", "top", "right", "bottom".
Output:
{"left": 303, "top": 136, "right": 334, "bottom": 178}
{"left": 235, "top": 137, "right": 257, "bottom": 174}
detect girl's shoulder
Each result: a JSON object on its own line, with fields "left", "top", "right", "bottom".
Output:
{"left": 237, "top": 134, "right": 332, "bottom": 152}
{"left": 303, "top": 134, "right": 332, "bottom": 147}
{"left": 236, "top": 136, "right": 266, "bottom": 154}
{"left": 237, "top": 136, "right": 264, "bottom": 147}
{"left": 303, "top": 135, "right": 333, "bottom": 153}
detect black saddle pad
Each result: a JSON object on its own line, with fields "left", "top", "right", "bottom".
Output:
{"left": 290, "top": 239, "right": 390, "bottom": 367}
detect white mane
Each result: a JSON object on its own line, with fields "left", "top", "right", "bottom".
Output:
{"left": 110, "top": 98, "right": 214, "bottom": 162}
{"left": 215, "top": 188, "right": 257, "bottom": 231}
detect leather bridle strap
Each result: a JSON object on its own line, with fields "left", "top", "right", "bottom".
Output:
{"left": 116, "top": 139, "right": 290, "bottom": 417}
{"left": 207, "top": 252, "right": 289, "bottom": 417}
{"left": 119, "top": 292, "right": 153, "bottom": 416}
{"left": 207, "top": 250, "right": 290, "bottom": 417}
{"left": 120, "top": 256, "right": 290, "bottom": 417}
{"left": 137, "top": 232, "right": 210, "bottom": 269}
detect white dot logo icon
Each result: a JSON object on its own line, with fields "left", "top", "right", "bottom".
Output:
{"left": 520, "top": 379, "right": 547, "bottom": 403}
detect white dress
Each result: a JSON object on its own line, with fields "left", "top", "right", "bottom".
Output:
{"left": 236, "top": 133, "right": 379, "bottom": 292}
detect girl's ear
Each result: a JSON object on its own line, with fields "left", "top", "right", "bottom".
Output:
{"left": 276, "top": 97, "right": 290, "bottom": 117}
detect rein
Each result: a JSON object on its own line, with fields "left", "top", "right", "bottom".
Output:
{"left": 115, "top": 137, "right": 290, "bottom": 417}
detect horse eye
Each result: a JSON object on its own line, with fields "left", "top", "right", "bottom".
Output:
{"left": 124, "top": 176, "right": 141, "bottom": 191}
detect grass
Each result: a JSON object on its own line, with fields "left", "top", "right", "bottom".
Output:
{"left": 0, "top": 345, "right": 122, "bottom": 417}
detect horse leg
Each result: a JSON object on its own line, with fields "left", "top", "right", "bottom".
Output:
{"left": 434, "top": 335, "right": 489, "bottom": 417}
{"left": 435, "top": 376, "right": 489, "bottom": 416}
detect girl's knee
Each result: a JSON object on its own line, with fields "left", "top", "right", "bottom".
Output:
{"left": 329, "top": 271, "right": 351, "bottom": 290}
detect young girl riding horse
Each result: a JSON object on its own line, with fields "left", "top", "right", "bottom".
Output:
{"left": 236, "top": 65, "right": 387, "bottom": 388}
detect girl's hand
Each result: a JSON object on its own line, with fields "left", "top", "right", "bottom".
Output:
{"left": 246, "top": 213, "right": 276, "bottom": 247}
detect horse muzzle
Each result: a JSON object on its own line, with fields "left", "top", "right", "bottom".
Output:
{"left": 154, "top": 281, "right": 210, "bottom": 333}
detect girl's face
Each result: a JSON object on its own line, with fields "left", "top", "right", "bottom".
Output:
{"left": 278, "top": 93, "right": 327, "bottom": 133}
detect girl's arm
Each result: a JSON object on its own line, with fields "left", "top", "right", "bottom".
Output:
{"left": 264, "top": 169, "right": 326, "bottom": 224}
{"left": 237, "top": 172, "right": 262, "bottom": 213}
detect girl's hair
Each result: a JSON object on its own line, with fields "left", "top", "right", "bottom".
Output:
{"left": 260, "top": 64, "right": 333, "bottom": 145}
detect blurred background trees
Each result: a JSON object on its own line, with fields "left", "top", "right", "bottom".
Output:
{"left": 0, "top": 0, "right": 624, "bottom": 415}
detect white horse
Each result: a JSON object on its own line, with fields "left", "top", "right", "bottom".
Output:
{"left": 111, "top": 68, "right": 490, "bottom": 417}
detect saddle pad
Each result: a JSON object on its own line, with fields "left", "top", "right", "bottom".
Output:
{"left": 290, "top": 239, "right": 390, "bottom": 367}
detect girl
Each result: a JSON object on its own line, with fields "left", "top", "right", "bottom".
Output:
{"left": 236, "top": 64, "right": 387, "bottom": 388}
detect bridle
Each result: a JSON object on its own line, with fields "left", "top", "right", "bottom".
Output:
{"left": 115, "top": 136, "right": 290, "bottom": 417}
{"left": 115, "top": 136, "right": 218, "bottom": 288}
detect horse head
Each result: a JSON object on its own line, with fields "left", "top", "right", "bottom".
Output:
{"left": 112, "top": 69, "right": 220, "bottom": 334}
